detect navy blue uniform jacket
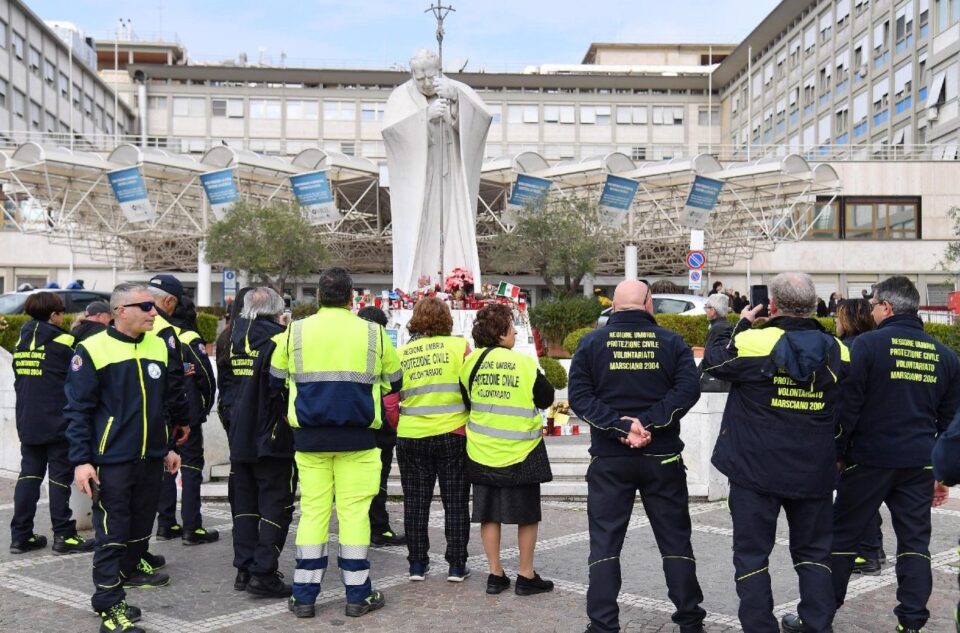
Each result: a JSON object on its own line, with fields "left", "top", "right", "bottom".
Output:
{"left": 568, "top": 309, "right": 701, "bottom": 457}
{"left": 704, "top": 316, "right": 849, "bottom": 499}
{"left": 13, "top": 320, "right": 74, "bottom": 445}
{"left": 839, "top": 313, "right": 960, "bottom": 469}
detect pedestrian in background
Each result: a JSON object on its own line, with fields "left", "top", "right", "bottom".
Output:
{"left": 357, "top": 306, "right": 406, "bottom": 550}
{"left": 701, "top": 293, "right": 732, "bottom": 393}
{"left": 461, "top": 304, "right": 555, "bottom": 597}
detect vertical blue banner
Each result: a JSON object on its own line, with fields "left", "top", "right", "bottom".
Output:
{"left": 200, "top": 168, "right": 240, "bottom": 220}
{"left": 108, "top": 166, "right": 155, "bottom": 223}
{"left": 679, "top": 176, "right": 724, "bottom": 229}
{"left": 598, "top": 174, "right": 640, "bottom": 228}
{"left": 290, "top": 171, "right": 339, "bottom": 225}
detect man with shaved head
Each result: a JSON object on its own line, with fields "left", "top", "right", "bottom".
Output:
{"left": 569, "top": 279, "right": 706, "bottom": 633}
{"left": 703, "top": 272, "right": 849, "bottom": 633}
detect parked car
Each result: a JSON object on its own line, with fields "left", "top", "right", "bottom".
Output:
{"left": 0, "top": 289, "right": 111, "bottom": 314}
{"left": 597, "top": 293, "right": 707, "bottom": 326}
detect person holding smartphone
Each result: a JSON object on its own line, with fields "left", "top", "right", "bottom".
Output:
{"left": 65, "top": 283, "right": 184, "bottom": 633}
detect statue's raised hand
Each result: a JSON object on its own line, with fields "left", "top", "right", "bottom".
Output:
{"left": 432, "top": 77, "right": 458, "bottom": 101}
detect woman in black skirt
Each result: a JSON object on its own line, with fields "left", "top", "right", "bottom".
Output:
{"left": 461, "top": 304, "right": 555, "bottom": 596}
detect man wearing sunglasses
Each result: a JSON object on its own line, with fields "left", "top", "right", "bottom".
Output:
{"left": 831, "top": 276, "right": 960, "bottom": 633}
{"left": 65, "top": 282, "right": 184, "bottom": 633}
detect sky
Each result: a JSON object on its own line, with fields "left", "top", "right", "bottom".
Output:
{"left": 31, "top": 0, "right": 780, "bottom": 71}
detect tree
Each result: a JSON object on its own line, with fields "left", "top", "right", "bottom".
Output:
{"left": 205, "top": 200, "right": 328, "bottom": 292}
{"left": 494, "top": 194, "right": 611, "bottom": 298}
{"left": 943, "top": 206, "right": 960, "bottom": 271}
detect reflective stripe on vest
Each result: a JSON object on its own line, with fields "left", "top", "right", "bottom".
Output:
{"left": 472, "top": 402, "right": 538, "bottom": 418}
{"left": 467, "top": 420, "right": 541, "bottom": 441}
{"left": 290, "top": 318, "right": 378, "bottom": 384}
{"left": 400, "top": 403, "right": 466, "bottom": 415}
{"left": 400, "top": 383, "right": 461, "bottom": 399}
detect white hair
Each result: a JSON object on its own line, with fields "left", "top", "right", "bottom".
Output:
{"left": 770, "top": 272, "right": 818, "bottom": 318}
{"left": 409, "top": 48, "right": 440, "bottom": 71}
{"left": 241, "top": 287, "right": 285, "bottom": 320}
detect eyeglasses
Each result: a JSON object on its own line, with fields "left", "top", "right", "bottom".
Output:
{"left": 118, "top": 301, "right": 156, "bottom": 312}
{"left": 869, "top": 299, "right": 888, "bottom": 311}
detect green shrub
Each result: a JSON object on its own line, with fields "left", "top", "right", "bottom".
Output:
{"left": 562, "top": 327, "right": 594, "bottom": 355}
{"left": 530, "top": 297, "right": 602, "bottom": 346}
{"left": 292, "top": 302, "right": 318, "bottom": 321}
{"left": 658, "top": 314, "right": 710, "bottom": 347}
{"left": 196, "top": 305, "right": 226, "bottom": 319}
{"left": 539, "top": 356, "right": 568, "bottom": 390}
{"left": 1, "top": 314, "right": 76, "bottom": 353}
{"left": 925, "top": 322, "right": 960, "bottom": 355}
{"left": 196, "top": 313, "right": 219, "bottom": 344}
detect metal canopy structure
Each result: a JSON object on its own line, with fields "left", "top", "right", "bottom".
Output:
{"left": 1, "top": 143, "right": 382, "bottom": 272}
{"left": 476, "top": 151, "right": 841, "bottom": 275}
{"left": 1, "top": 141, "right": 840, "bottom": 278}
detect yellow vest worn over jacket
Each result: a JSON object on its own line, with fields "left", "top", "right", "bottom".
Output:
{"left": 398, "top": 335, "right": 469, "bottom": 438}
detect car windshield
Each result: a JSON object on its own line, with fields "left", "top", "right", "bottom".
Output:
{"left": 0, "top": 293, "right": 28, "bottom": 314}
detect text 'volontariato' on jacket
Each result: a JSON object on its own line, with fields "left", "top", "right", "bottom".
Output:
{"left": 64, "top": 328, "right": 179, "bottom": 466}
{"left": 567, "top": 309, "right": 701, "bottom": 458}
{"left": 268, "top": 307, "right": 403, "bottom": 452}
{"left": 703, "top": 316, "right": 849, "bottom": 499}
{"left": 13, "top": 319, "right": 74, "bottom": 445}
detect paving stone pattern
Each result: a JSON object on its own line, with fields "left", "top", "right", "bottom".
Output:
{"left": 0, "top": 474, "right": 958, "bottom": 632}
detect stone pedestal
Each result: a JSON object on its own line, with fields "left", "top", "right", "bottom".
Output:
{"left": 679, "top": 392, "right": 729, "bottom": 500}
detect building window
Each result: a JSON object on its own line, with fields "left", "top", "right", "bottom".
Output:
{"left": 486, "top": 103, "right": 502, "bottom": 124}
{"left": 250, "top": 99, "right": 281, "bottom": 119}
{"left": 802, "top": 200, "right": 841, "bottom": 239}
{"left": 45, "top": 110, "right": 55, "bottom": 134}
{"left": 544, "top": 104, "right": 575, "bottom": 124}
{"left": 173, "top": 97, "right": 205, "bottom": 117}
{"left": 59, "top": 72, "right": 68, "bottom": 98}
{"left": 698, "top": 107, "right": 719, "bottom": 126}
{"left": 652, "top": 106, "right": 683, "bottom": 125}
{"left": 789, "top": 37, "right": 801, "bottom": 67}
{"left": 844, "top": 197, "right": 919, "bottom": 239}
{"left": 72, "top": 84, "right": 81, "bottom": 110}
{"left": 853, "top": 91, "right": 869, "bottom": 136}
{"left": 838, "top": 0, "right": 852, "bottom": 27}
{"left": 212, "top": 98, "right": 244, "bottom": 118}
{"left": 872, "top": 78, "right": 890, "bottom": 125}
{"left": 804, "top": 23, "right": 817, "bottom": 54}
{"left": 340, "top": 141, "right": 355, "bottom": 156}
{"left": 96, "top": 104, "right": 105, "bottom": 128}
{"left": 894, "top": 63, "right": 913, "bottom": 112}
{"left": 936, "top": 0, "right": 960, "bottom": 33}
{"left": 631, "top": 146, "right": 647, "bottom": 161}
{"left": 0, "top": 79, "right": 6, "bottom": 109}
{"left": 43, "top": 59, "right": 55, "bottom": 85}
{"left": 323, "top": 100, "right": 355, "bottom": 121}
{"left": 896, "top": 1, "right": 915, "bottom": 52}
{"left": 855, "top": 0, "right": 870, "bottom": 16}
{"left": 918, "top": 52, "right": 929, "bottom": 102}
{"left": 29, "top": 101, "right": 41, "bottom": 130}
{"left": 28, "top": 46, "right": 40, "bottom": 74}
{"left": 820, "top": 11, "right": 833, "bottom": 42}
{"left": 11, "top": 31, "right": 23, "bottom": 60}
{"left": 836, "top": 48, "right": 851, "bottom": 93}
{"left": 580, "top": 105, "right": 611, "bottom": 125}
{"left": 360, "top": 102, "right": 386, "bottom": 122}
{"left": 507, "top": 104, "right": 538, "bottom": 124}
{"left": 920, "top": 0, "right": 930, "bottom": 36}
{"left": 13, "top": 89, "right": 25, "bottom": 119}
{"left": 286, "top": 100, "right": 319, "bottom": 120}
{"left": 148, "top": 96, "right": 167, "bottom": 110}
{"left": 874, "top": 20, "right": 890, "bottom": 68}
{"left": 0, "top": 19, "right": 6, "bottom": 49}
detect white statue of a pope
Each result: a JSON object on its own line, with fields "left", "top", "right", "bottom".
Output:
{"left": 382, "top": 49, "right": 492, "bottom": 292}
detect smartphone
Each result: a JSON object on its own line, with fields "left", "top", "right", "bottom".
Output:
{"left": 750, "top": 285, "right": 770, "bottom": 318}
{"left": 90, "top": 480, "right": 101, "bottom": 505}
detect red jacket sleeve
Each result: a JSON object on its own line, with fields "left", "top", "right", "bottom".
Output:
{"left": 384, "top": 392, "right": 400, "bottom": 430}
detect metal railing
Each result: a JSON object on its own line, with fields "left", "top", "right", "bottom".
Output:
{"left": 0, "top": 131, "right": 957, "bottom": 165}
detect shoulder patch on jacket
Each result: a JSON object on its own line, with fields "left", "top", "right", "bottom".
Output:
{"left": 733, "top": 327, "right": 785, "bottom": 358}
{"left": 70, "top": 354, "right": 83, "bottom": 371}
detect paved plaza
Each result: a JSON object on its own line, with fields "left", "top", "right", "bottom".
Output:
{"left": 0, "top": 473, "right": 958, "bottom": 633}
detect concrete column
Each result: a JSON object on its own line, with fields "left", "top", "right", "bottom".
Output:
{"left": 624, "top": 245, "right": 638, "bottom": 280}
{"left": 197, "top": 240, "right": 212, "bottom": 306}
{"left": 582, "top": 274, "right": 595, "bottom": 298}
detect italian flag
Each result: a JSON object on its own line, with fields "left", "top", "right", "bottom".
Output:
{"left": 497, "top": 281, "right": 520, "bottom": 301}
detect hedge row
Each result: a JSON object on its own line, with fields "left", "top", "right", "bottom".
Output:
{"left": 552, "top": 313, "right": 960, "bottom": 358}
{"left": 0, "top": 312, "right": 219, "bottom": 354}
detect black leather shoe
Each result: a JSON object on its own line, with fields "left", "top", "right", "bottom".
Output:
{"left": 124, "top": 559, "right": 170, "bottom": 589}
{"left": 515, "top": 572, "right": 554, "bottom": 596}
{"left": 10, "top": 534, "right": 47, "bottom": 554}
{"left": 234, "top": 569, "right": 250, "bottom": 591}
{"left": 289, "top": 597, "right": 316, "bottom": 618}
{"left": 852, "top": 557, "right": 882, "bottom": 575}
{"left": 371, "top": 531, "right": 407, "bottom": 547}
{"left": 246, "top": 572, "right": 292, "bottom": 598}
{"left": 345, "top": 589, "right": 385, "bottom": 617}
{"left": 155, "top": 524, "right": 182, "bottom": 541}
{"left": 183, "top": 527, "right": 219, "bottom": 545}
{"left": 781, "top": 614, "right": 805, "bottom": 633}
{"left": 141, "top": 552, "right": 165, "bottom": 570}
{"left": 486, "top": 572, "right": 510, "bottom": 595}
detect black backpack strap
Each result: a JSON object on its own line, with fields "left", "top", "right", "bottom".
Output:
{"left": 467, "top": 346, "right": 497, "bottom": 400}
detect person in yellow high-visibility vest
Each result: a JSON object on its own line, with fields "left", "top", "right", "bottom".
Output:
{"left": 269, "top": 268, "right": 402, "bottom": 620}
{"left": 461, "top": 303, "right": 555, "bottom": 597}
{"left": 396, "top": 297, "right": 471, "bottom": 582}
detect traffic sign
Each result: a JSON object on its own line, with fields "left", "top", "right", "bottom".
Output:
{"left": 688, "top": 269, "right": 703, "bottom": 290}
{"left": 686, "top": 250, "right": 706, "bottom": 270}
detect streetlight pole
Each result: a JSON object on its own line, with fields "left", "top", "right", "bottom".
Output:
{"left": 115, "top": 18, "right": 130, "bottom": 146}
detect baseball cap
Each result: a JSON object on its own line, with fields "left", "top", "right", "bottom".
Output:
{"left": 84, "top": 301, "right": 111, "bottom": 317}
{"left": 149, "top": 274, "right": 184, "bottom": 301}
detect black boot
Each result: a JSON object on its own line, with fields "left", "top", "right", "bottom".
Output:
{"left": 52, "top": 533, "right": 95, "bottom": 554}
{"left": 98, "top": 602, "right": 145, "bottom": 633}
{"left": 10, "top": 534, "right": 47, "bottom": 554}
{"left": 246, "top": 571, "right": 292, "bottom": 598}
{"left": 141, "top": 551, "right": 166, "bottom": 571}
{"left": 234, "top": 569, "right": 250, "bottom": 591}
{"left": 124, "top": 558, "right": 171, "bottom": 589}
{"left": 345, "top": 589, "right": 385, "bottom": 617}
{"left": 289, "top": 597, "right": 316, "bottom": 618}
{"left": 183, "top": 527, "right": 219, "bottom": 545}
{"left": 155, "top": 524, "right": 182, "bottom": 541}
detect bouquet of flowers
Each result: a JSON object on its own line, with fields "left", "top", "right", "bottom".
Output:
{"left": 444, "top": 268, "right": 474, "bottom": 293}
